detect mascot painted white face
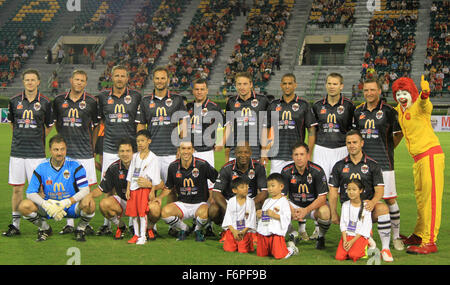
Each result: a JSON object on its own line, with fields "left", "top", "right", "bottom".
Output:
{"left": 392, "top": 77, "right": 420, "bottom": 110}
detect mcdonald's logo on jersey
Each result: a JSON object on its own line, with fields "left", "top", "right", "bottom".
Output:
{"left": 190, "top": 115, "right": 200, "bottom": 125}
{"left": 156, "top": 107, "right": 167, "bottom": 117}
{"left": 241, "top": 107, "right": 252, "bottom": 117}
{"left": 114, "top": 104, "right": 126, "bottom": 114}
{"left": 349, "top": 173, "right": 361, "bottom": 180}
{"left": 364, "top": 119, "right": 375, "bottom": 129}
{"left": 282, "top": 110, "right": 292, "bottom": 121}
{"left": 53, "top": 183, "right": 65, "bottom": 193}
{"left": 22, "top": 110, "right": 34, "bottom": 120}
{"left": 183, "top": 178, "right": 195, "bottom": 190}
{"left": 298, "top": 184, "right": 309, "bottom": 194}
{"left": 68, "top": 108, "right": 79, "bottom": 119}
{"left": 327, "top": 113, "right": 336, "bottom": 124}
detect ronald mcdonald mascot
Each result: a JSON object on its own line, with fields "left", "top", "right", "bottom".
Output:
{"left": 392, "top": 75, "right": 445, "bottom": 254}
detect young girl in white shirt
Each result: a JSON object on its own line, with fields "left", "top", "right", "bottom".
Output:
{"left": 336, "top": 179, "right": 372, "bottom": 262}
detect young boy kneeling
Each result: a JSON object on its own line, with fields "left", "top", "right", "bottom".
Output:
{"left": 256, "top": 173, "right": 299, "bottom": 259}
{"left": 222, "top": 177, "right": 256, "bottom": 253}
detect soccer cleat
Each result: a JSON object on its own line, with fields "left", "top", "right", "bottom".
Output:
{"left": 299, "top": 231, "right": 309, "bottom": 241}
{"left": 75, "top": 229, "right": 86, "bottom": 242}
{"left": 381, "top": 249, "right": 394, "bottom": 262}
{"left": 59, "top": 225, "right": 74, "bottom": 235}
{"left": 285, "top": 241, "right": 299, "bottom": 259}
{"left": 36, "top": 226, "right": 53, "bottom": 242}
{"left": 368, "top": 237, "right": 377, "bottom": 249}
{"left": 85, "top": 224, "right": 95, "bottom": 236}
{"left": 403, "top": 234, "right": 422, "bottom": 246}
{"left": 288, "top": 231, "right": 299, "bottom": 245}
{"left": 195, "top": 230, "right": 205, "bottom": 242}
{"left": 204, "top": 224, "right": 216, "bottom": 237}
{"left": 147, "top": 229, "right": 156, "bottom": 241}
{"left": 136, "top": 236, "right": 147, "bottom": 245}
{"left": 96, "top": 225, "right": 112, "bottom": 236}
{"left": 128, "top": 235, "right": 139, "bottom": 244}
{"left": 406, "top": 243, "right": 438, "bottom": 255}
{"left": 168, "top": 227, "right": 179, "bottom": 238}
{"left": 309, "top": 227, "right": 319, "bottom": 240}
{"left": 177, "top": 230, "right": 187, "bottom": 241}
{"left": 393, "top": 238, "right": 405, "bottom": 251}
{"left": 315, "top": 236, "right": 326, "bottom": 250}
{"left": 114, "top": 226, "right": 126, "bottom": 240}
{"left": 2, "top": 224, "right": 21, "bottom": 237}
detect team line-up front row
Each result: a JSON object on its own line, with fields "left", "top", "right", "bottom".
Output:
{"left": 3, "top": 65, "right": 444, "bottom": 262}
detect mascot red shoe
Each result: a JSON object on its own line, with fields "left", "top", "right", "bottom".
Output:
{"left": 392, "top": 75, "right": 445, "bottom": 254}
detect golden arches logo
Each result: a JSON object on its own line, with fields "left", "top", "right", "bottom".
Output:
{"left": 241, "top": 107, "right": 252, "bottom": 117}
{"left": 282, "top": 110, "right": 292, "bottom": 121}
{"left": 298, "top": 184, "right": 309, "bottom": 194}
{"left": 183, "top": 178, "right": 195, "bottom": 188}
{"left": 364, "top": 119, "right": 375, "bottom": 129}
{"left": 22, "top": 110, "right": 34, "bottom": 120}
{"left": 349, "top": 173, "right": 361, "bottom": 180}
{"left": 190, "top": 115, "right": 200, "bottom": 125}
{"left": 53, "top": 183, "right": 65, "bottom": 192}
{"left": 114, "top": 104, "right": 126, "bottom": 114}
{"left": 327, "top": 113, "right": 336, "bottom": 124}
{"left": 156, "top": 107, "right": 167, "bottom": 117}
{"left": 68, "top": 108, "right": 79, "bottom": 118}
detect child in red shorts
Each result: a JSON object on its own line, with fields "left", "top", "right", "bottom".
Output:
{"left": 221, "top": 177, "right": 256, "bottom": 253}
{"left": 125, "top": 130, "right": 161, "bottom": 245}
{"left": 256, "top": 173, "right": 298, "bottom": 259}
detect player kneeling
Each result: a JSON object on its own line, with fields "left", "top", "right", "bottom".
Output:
{"left": 221, "top": 177, "right": 256, "bottom": 253}
{"left": 256, "top": 173, "right": 299, "bottom": 259}
{"left": 18, "top": 135, "right": 95, "bottom": 242}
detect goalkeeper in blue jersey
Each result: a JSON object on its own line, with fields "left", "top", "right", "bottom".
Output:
{"left": 18, "top": 135, "right": 96, "bottom": 242}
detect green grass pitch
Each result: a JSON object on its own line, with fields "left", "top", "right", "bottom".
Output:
{"left": 0, "top": 124, "right": 448, "bottom": 265}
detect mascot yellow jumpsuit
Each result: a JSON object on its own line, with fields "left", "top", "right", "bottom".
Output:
{"left": 392, "top": 76, "right": 445, "bottom": 254}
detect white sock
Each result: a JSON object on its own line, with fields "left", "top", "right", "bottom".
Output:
{"left": 388, "top": 202, "right": 400, "bottom": 240}
{"left": 66, "top": 218, "right": 74, "bottom": 227}
{"left": 77, "top": 211, "right": 95, "bottom": 231}
{"left": 132, "top": 217, "right": 139, "bottom": 236}
{"left": 103, "top": 217, "right": 111, "bottom": 227}
{"left": 110, "top": 216, "right": 120, "bottom": 226}
{"left": 195, "top": 217, "right": 208, "bottom": 231}
{"left": 12, "top": 211, "right": 21, "bottom": 229}
{"left": 377, "top": 214, "right": 391, "bottom": 250}
{"left": 317, "top": 218, "right": 331, "bottom": 238}
{"left": 129, "top": 216, "right": 133, "bottom": 227}
{"left": 153, "top": 224, "right": 157, "bottom": 231}
{"left": 139, "top": 216, "right": 147, "bottom": 238}
{"left": 298, "top": 221, "right": 306, "bottom": 232}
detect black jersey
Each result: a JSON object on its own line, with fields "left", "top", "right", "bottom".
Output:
{"left": 137, "top": 91, "right": 187, "bottom": 156}
{"left": 329, "top": 154, "right": 384, "bottom": 203}
{"left": 8, "top": 92, "right": 53, "bottom": 158}
{"left": 98, "top": 159, "right": 129, "bottom": 201}
{"left": 97, "top": 88, "right": 142, "bottom": 154}
{"left": 311, "top": 95, "right": 355, "bottom": 148}
{"left": 353, "top": 101, "right": 401, "bottom": 171}
{"left": 213, "top": 159, "right": 267, "bottom": 200}
{"left": 186, "top": 98, "right": 225, "bottom": 152}
{"left": 225, "top": 92, "right": 269, "bottom": 158}
{"left": 267, "top": 95, "right": 317, "bottom": 160}
{"left": 166, "top": 156, "right": 218, "bottom": 204}
{"left": 52, "top": 91, "right": 99, "bottom": 159}
{"left": 280, "top": 161, "right": 328, "bottom": 208}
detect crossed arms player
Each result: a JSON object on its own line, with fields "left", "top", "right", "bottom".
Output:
{"left": 17, "top": 135, "right": 96, "bottom": 242}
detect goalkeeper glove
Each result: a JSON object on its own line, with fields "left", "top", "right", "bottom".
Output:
{"left": 53, "top": 208, "right": 67, "bottom": 221}
{"left": 42, "top": 200, "right": 60, "bottom": 217}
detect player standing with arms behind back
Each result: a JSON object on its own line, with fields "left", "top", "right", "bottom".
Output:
{"left": 3, "top": 69, "right": 53, "bottom": 237}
